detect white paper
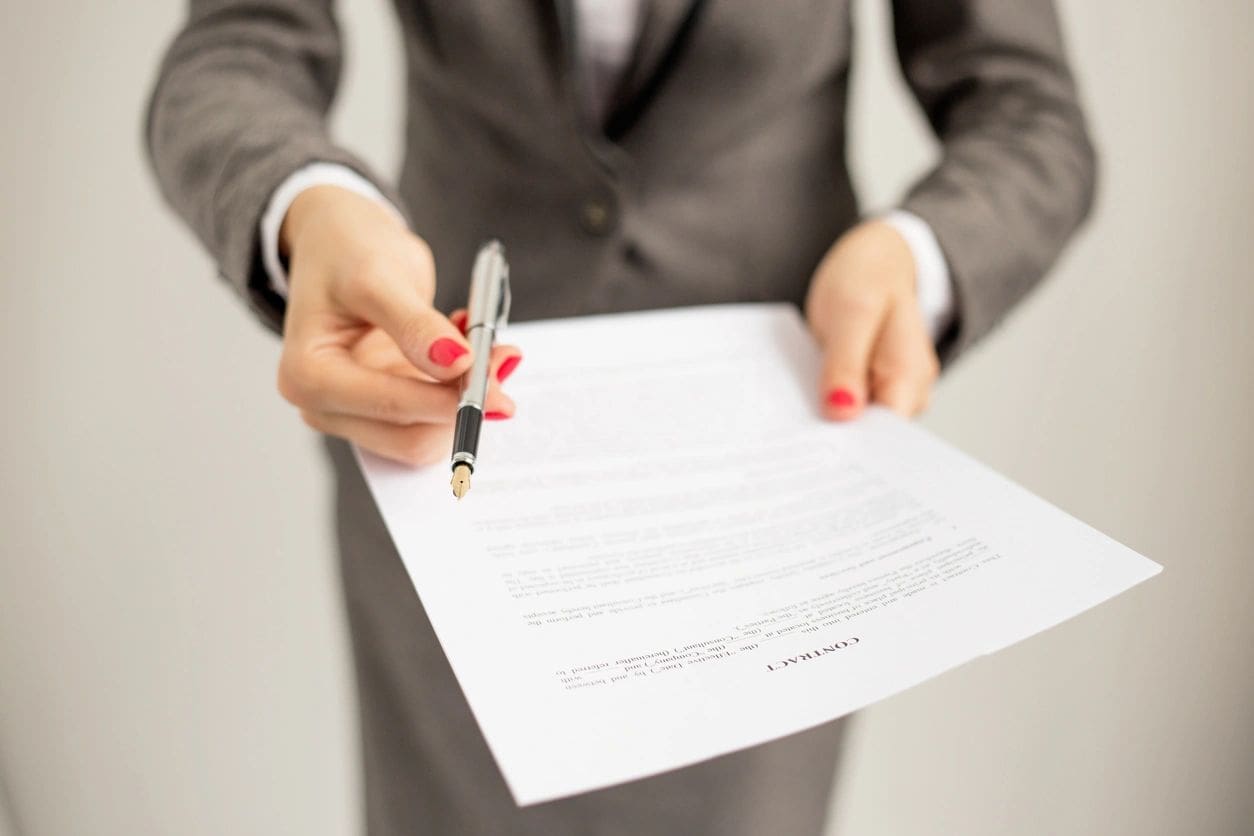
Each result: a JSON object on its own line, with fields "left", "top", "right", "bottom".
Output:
{"left": 357, "top": 303, "right": 1161, "bottom": 806}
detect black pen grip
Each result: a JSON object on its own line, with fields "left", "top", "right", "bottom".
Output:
{"left": 452, "top": 404, "right": 483, "bottom": 466}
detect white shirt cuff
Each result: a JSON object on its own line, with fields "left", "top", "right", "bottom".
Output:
{"left": 260, "top": 162, "right": 402, "bottom": 300}
{"left": 881, "top": 209, "right": 956, "bottom": 343}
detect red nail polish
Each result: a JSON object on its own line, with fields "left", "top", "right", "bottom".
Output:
{"left": 428, "top": 338, "right": 468, "bottom": 367}
{"left": 496, "top": 355, "right": 522, "bottom": 383}
{"left": 484, "top": 410, "right": 510, "bottom": 420}
{"left": 827, "top": 388, "right": 857, "bottom": 409}
{"left": 450, "top": 311, "right": 468, "bottom": 334}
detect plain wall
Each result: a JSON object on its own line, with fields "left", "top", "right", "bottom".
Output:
{"left": 2, "top": 1, "right": 1251, "bottom": 834}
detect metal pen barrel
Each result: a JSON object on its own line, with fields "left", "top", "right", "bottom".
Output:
{"left": 451, "top": 241, "right": 510, "bottom": 496}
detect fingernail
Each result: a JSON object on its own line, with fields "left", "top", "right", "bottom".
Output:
{"left": 428, "top": 338, "right": 468, "bottom": 367}
{"left": 826, "top": 388, "right": 857, "bottom": 409}
{"left": 484, "top": 410, "right": 511, "bottom": 421}
{"left": 450, "top": 311, "right": 468, "bottom": 334}
{"left": 496, "top": 354, "right": 522, "bottom": 383}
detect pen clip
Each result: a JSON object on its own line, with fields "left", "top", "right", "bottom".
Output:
{"left": 495, "top": 268, "right": 511, "bottom": 329}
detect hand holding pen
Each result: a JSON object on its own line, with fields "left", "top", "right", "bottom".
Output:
{"left": 274, "top": 186, "right": 521, "bottom": 467}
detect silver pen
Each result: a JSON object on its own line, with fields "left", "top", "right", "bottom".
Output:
{"left": 450, "top": 240, "right": 511, "bottom": 499}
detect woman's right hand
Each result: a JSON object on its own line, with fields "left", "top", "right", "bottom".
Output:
{"left": 275, "top": 185, "right": 522, "bottom": 465}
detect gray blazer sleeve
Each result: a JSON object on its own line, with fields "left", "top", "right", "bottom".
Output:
{"left": 144, "top": 0, "right": 407, "bottom": 334}
{"left": 892, "top": 0, "right": 1098, "bottom": 360}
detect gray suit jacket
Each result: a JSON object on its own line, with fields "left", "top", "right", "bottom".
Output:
{"left": 147, "top": 2, "right": 1095, "bottom": 834}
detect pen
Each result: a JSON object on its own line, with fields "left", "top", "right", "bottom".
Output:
{"left": 450, "top": 240, "right": 511, "bottom": 499}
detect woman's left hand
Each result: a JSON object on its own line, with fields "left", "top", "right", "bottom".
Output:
{"left": 804, "top": 219, "right": 941, "bottom": 420}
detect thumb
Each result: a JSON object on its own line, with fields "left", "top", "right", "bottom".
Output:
{"left": 815, "top": 302, "right": 882, "bottom": 421}
{"left": 336, "top": 254, "right": 472, "bottom": 381}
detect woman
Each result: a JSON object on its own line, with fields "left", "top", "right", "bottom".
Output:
{"left": 146, "top": 1, "right": 1095, "bottom": 832}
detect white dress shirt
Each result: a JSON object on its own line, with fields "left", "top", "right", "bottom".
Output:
{"left": 261, "top": 0, "right": 955, "bottom": 340}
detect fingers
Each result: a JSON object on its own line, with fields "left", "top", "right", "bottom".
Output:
{"left": 449, "top": 308, "right": 468, "bottom": 335}
{"left": 447, "top": 314, "right": 522, "bottom": 382}
{"left": 298, "top": 386, "right": 517, "bottom": 466}
{"left": 816, "top": 293, "right": 887, "bottom": 421}
{"left": 292, "top": 385, "right": 515, "bottom": 463}
{"left": 471, "top": 345, "right": 523, "bottom": 422}
{"left": 815, "top": 296, "right": 939, "bottom": 421}
{"left": 868, "top": 303, "right": 940, "bottom": 418}
{"left": 282, "top": 339, "right": 521, "bottom": 465}
{"left": 300, "top": 411, "right": 454, "bottom": 467}
{"left": 279, "top": 351, "right": 461, "bottom": 424}
{"left": 490, "top": 344, "right": 523, "bottom": 384}
{"left": 281, "top": 345, "right": 521, "bottom": 425}
{"left": 478, "top": 347, "right": 519, "bottom": 418}
{"left": 443, "top": 311, "right": 522, "bottom": 381}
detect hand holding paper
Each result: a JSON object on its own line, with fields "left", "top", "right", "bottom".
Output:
{"left": 805, "top": 219, "right": 941, "bottom": 419}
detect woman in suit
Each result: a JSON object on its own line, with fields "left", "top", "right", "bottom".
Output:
{"left": 147, "top": 1, "right": 1095, "bottom": 833}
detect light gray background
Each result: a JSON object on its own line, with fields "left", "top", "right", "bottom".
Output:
{"left": 2, "top": 1, "right": 1251, "bottom": 834}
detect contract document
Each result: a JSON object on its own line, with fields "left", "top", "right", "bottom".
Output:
{"left": 357, "top": 303, "right": 1160, "bottom": 805}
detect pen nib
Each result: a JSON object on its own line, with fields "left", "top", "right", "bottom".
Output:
{"left": 451, "top": 463, "right": 472, "bottom": 500}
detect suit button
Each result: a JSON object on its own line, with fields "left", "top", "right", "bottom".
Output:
{"left": 622, "top": 239, "right": 646, "bottom": 269}
{"left": 580, "top": 198, "right": 614, "bottom": 235}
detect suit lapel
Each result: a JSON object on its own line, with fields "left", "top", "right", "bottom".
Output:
{"left": 604, "top": 0, "right": 704, "bottom": 139}
{"left": 614, "top": 0, "right": 699, "bottom": 106}
{"left": 540, "top": 0, "right": 577, "bottom": 79}
{"left": 541, "top": 0, "right": 706, "bottom": 140}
